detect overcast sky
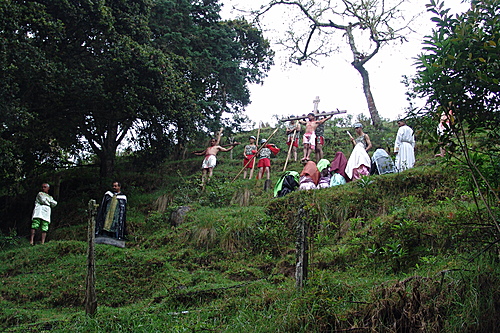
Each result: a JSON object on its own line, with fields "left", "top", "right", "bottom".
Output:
{"left": 220, "top": 0, "right": 470, "bottom": 127}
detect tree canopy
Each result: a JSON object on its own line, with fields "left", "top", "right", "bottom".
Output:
{"left": 414, "top": 0, "right": 500, "bottom": 133}
{"left": 0, "top": 0, "right": 273, "bottom": 181}
{"left": 412, "top": 0, "right": 500, "bottom": 235}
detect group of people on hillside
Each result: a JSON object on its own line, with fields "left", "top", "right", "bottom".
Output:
{"left": 26, "top": 113, "right": 421, "bottom": 245}
{"left": 274, "top": 118, "right": 416, "bottom": 196}
{"left": 273, "top": 115, "right": 416, "bottom": 185}
{"left": 240, "top": 135, "right": 280, "bottom": 181}
{"left": 286, "top": 113, "right": 416, "bottom": 177}
{"left": 193, "top": 127, "right": 281, "bottom": 190}
{"left": 191, "top": 113, "right": 418, "bottom": 190}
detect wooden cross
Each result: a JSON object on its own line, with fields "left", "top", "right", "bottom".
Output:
{"left": 280, "top": 95, "right": 346, "bottom": 122}
{"left": 313, "top": 96, "right": 320, "bottom": 114}
{"left": 280, "top": 110, "right": 346, "bottom": 122}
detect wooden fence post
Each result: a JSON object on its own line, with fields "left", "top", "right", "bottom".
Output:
{"left": 295, "top": 206, "right": 309, "bottom": 288}
{"left": 85, "top": 199, "right": 98, "bottom": 316}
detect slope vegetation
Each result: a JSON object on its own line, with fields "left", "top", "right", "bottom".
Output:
{"left": 1, "top": 124, "right": 500, "bottom": 332}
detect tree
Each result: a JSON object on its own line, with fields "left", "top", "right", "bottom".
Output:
{"left": 414, "top": 0, "right": 500, "bottom": 132}
{"left": 148, "top": 0, "right": 274, "bottom": 148}
{"left": 0, "top": 0, "right": 188, "bottom": 177}
{"left": 0, "top": 0, "right": 82, "bottom": 186}
{"left": 412, "top": 0, "right": 500, "bottom": 235}
{"left": 255, "top": 0, "right": 415, "bottom": 127}
{"left": 0, "top": 0, "right": 273, "bottom": 178}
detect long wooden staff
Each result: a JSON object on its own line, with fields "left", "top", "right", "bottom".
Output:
{"left": 283, "top": 129, "right": 296, "bottom": 172}
{"left": 232, "top": 125, "right": 280, "bottom": 182}
{"left": 248, "top": 124, "right": 261, "bottom": 179}
{"left": 346, "top": 130, "right": 355, "bottom": 147}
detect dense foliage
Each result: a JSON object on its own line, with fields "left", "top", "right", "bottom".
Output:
{"left": 414, "top": 0, "right": 500, "bottom": 132}
{"left": 410, "top": 0, "right": 500, "bottom": 240}
{"left": 0, "top": 0, "right": 273, "bottom": 181}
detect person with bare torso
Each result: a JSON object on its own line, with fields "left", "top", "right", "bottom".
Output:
{"left": 193, "top": 128, "right": 238, "bottom": 186}
{"left": 299, "top": 113, "right": 332, "bottom": 162}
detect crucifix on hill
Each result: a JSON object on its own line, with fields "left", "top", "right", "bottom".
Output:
{"left": 279, "top": 97, "right": 346, "bottom": 122}
{"left": 281, "top": 96, "right": 347, "bottom": 170}
{"left": 293, "top": 96, "right": 343, "bottom": 287}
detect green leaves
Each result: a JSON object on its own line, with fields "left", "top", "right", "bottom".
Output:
{"left": 410, "top": 0, "right": 500, "bottom": 238}
{"left": 0, "top": 0, "right": 273, "bottom": 179}
{"left": 415, "top": 0, "right": 500, "bottom": 129}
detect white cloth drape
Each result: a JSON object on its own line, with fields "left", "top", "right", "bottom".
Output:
{"left": 345, "top": 143, "right": 371, "bottom": 180}
{"left": 394, "top": 125, "right": 415, "bottom": 171}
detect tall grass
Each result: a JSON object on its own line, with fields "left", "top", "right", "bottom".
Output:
{"left": 2, "top": 125, "right": 500, "bottom": 332}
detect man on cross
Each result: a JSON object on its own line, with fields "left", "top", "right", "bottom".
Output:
{"left": 299, "top": 113, "right": 332, "bottom": 162}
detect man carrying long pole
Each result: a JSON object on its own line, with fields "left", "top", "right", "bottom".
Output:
{"left": 232, "top": 126, "right": 281, "bottom": 182}
{"left": 248, "top": 125, "right": 261, "bottom": 179}
{"left": 242, "top": 135, "right": 257, "bottom": 179}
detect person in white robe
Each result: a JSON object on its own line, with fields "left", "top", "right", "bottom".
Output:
{"left": 394, "top": 119, "right": 415, "bottom": 171}
{"left": 345, "top": 123, "right": 372, "bottom": 180}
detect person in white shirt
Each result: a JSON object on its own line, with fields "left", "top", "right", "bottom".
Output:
{"left": 30, "top": 183, "right": 57, "bottom": 245}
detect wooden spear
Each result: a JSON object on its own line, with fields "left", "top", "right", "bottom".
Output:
{"left": 283, "top": 129, "right": 297, "bottom": 172}
{"left": 346, "top": 130, "right": 355, "bottom": 146}
{"left": 248, "top": 124, "right": 261, "bottom": 179}
{"left": 232, "top": 125, "right": 281, "bottom": 182}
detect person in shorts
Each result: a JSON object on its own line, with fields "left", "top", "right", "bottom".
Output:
{"left": 242, "top": 136, "right": 257, "bottom": 179}
{"left": 30, "top": 183, "right": 57, "bottom": 245}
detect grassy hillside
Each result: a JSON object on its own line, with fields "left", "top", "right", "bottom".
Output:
{"left": 1, "top": 122, "right": 500, "bottom": 332}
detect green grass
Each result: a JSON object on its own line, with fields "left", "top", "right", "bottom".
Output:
{"left": 2, "top": 124, "right": 500, "bottom": 332}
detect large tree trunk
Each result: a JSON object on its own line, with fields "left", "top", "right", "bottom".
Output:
{"left": 345, "top": 24, "right": 382, "bottom": 128}
{"left": 99, "top": 124, "right": 119, "bottom": 178}
{"left": 353, "top": 63, "right": 381, "bottom": 127}
{"left": 99, "top": 152, "right": 116, "bottom": 178}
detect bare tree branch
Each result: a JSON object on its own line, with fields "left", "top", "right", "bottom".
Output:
{"left": 253, "top": 0, "right": 418, "bottom": 126}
